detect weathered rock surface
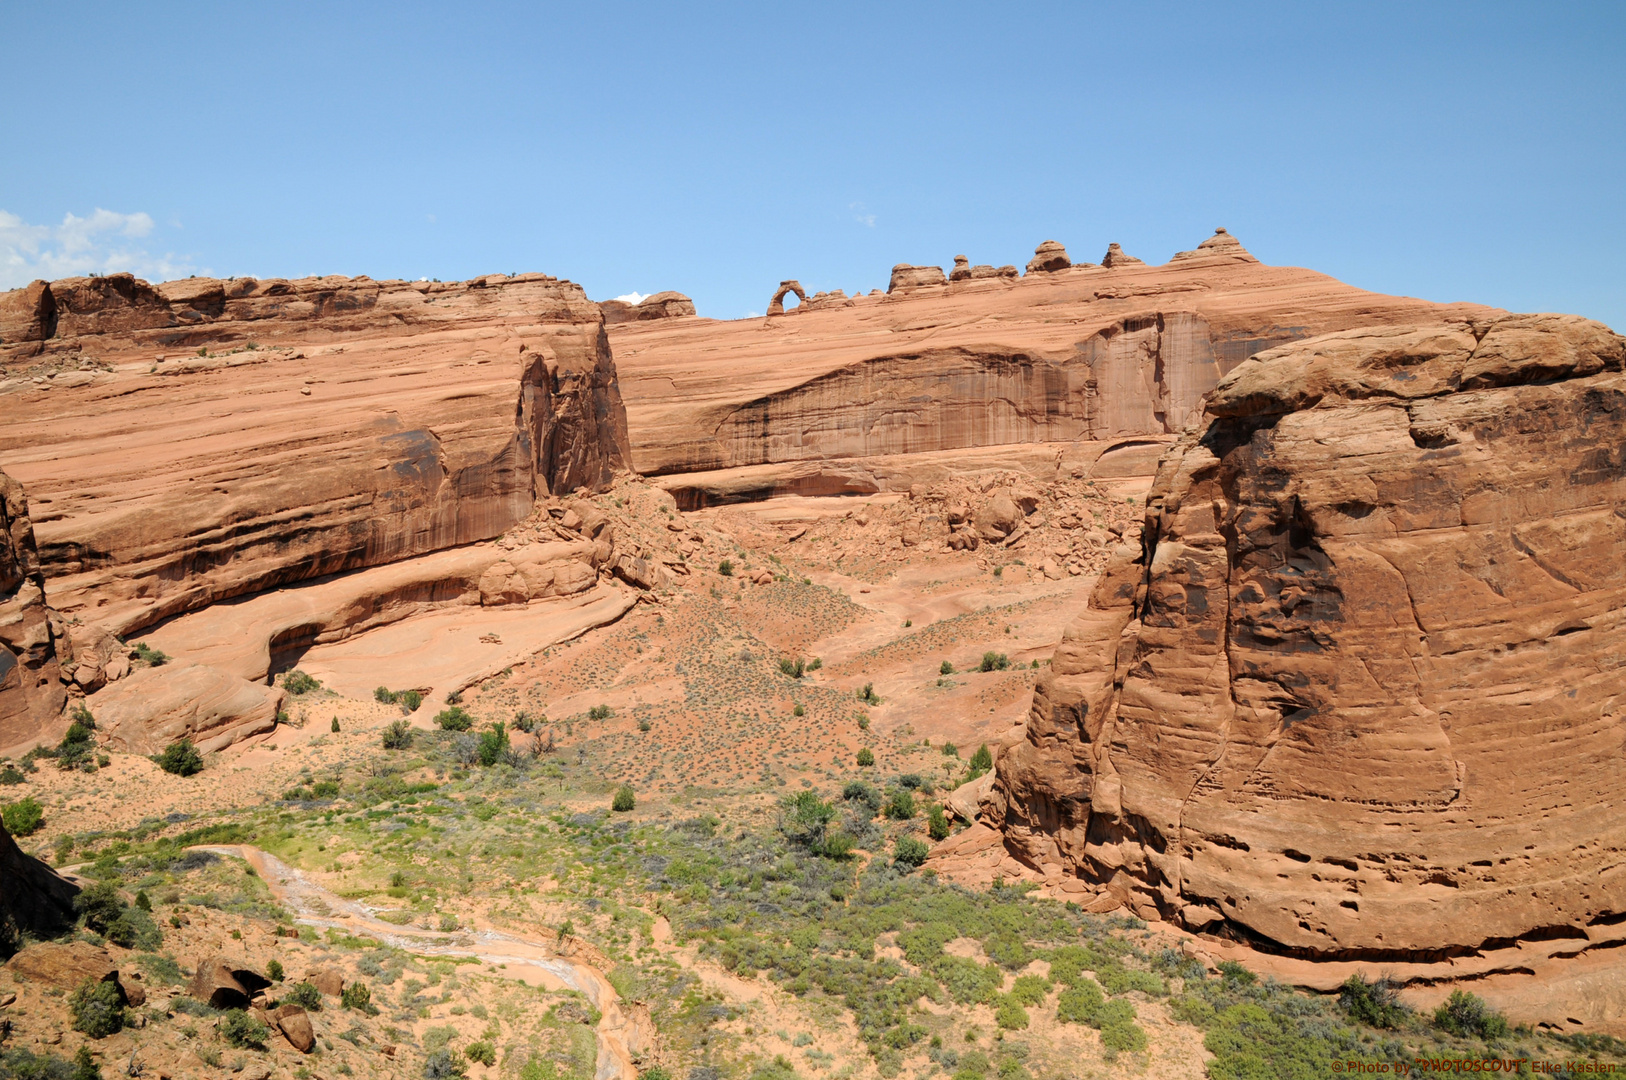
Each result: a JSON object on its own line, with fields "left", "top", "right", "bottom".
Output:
{"left": 600, "top": 291, "right": 695, "bottom": 324}
{"left": 6, "top": 942, "right": 144, "bottom": 1005}
{"left": 0, "top": 822, "right": 79, "bottom": 958}
{"left": 990, "top": 314, "right": 1626, "bottom": 961}
{"left": 273, "top": 1003, "right": 316, "bottom": 1052}
{"left": 0, "top": 272, "right": 631, "bottom": 642}
{"left": 0, "top": 467, "right": 64, "bottom": 743}
{"left": 1100, "top": 242, "right": 1144, "bottom": 268}
{"left": 91, "top": 663, "right": 287, "bottom": 754}
{"left": 189, "top": 955, "right": 270, "bottom": 1010}
{"left": 888, "top": 264, "right": 949, "bottom": 292}
{"left": 610, "top": 230, "right": 1500, "bottom": 481}
{"left": 1025, "top": 240, "right": 1072, "bottom": 274}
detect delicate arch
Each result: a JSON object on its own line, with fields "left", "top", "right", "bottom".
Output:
{"left": 766, "top": 279, "right": 808, "bottom": 316}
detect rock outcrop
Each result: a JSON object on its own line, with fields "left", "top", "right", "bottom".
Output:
{"left": 1025, "top": 240, "right": 1072, "bottom": 274}
{"left": 1100, "top": 242, "right": 1144, "bottom": 268}
{"left": 951, "top": 256, "right": 1018, "bottom": 282}
{"left": 0, "top": 821, "right": 80, "bottom": 958}
{"left": 91, "top": 663, "right": 287, "bottom": 754}
{"left": 609, "top": 229, "right": 1499, "bottom": 488}
{"left": 599, "top": 291, "right": 695, "bottom": 324}
{"left": 0, "top": 467, "right": 64, "bottom": 744}
{"left": 0, "top": 272, "right": 631, "bottom": 639}
{"left": 888, "top": 264, "right": 949, "bottom": 292}
{"left": 1170, "top": 227, "right": 1257, "bottom": 265}
{"left": 990, "top": 314, "right": 1626, "bottom": 960}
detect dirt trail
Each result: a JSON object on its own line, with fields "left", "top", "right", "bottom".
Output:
{"left": 197, "top": 846, "right": 650, "bottom": 1080}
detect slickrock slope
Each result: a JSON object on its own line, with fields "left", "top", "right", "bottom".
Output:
{"left": 989, "top": 314, "right": 1626, "bottom": 961}
{"left": 609, "top": 231, "right": 1500, "bottom": 493}
{"left": 0, "top": 272, "right": 631, "bottom": 636}
{"left": 0, "top": 466, "right": 64, "bottom": 744}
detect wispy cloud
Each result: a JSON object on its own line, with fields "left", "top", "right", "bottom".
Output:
{"left": 849, "top": 201, "right": 876, "bottom": 228}
{"left": 0, "top": 208, "right": 200, "bottom": 288}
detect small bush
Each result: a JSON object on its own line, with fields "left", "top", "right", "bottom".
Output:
{"left": 778, "top": 657, "right": 805, "bottom": 678}
{"left": 476, "top": 723, "right": 510, "bottom": 766}
{"left": 1009, "top": 974, "right": 1050, "bottom": 1006}
{"left": 994, "top": 996, "right": 1030, "bottom": 1030}
{"left": 894, "top": 836, "right": 929, "bottom": 869}
{"left": 940, "top": 660, "right": 955, "bottom": 675}
{"left": 857, "top": 683, "right": 879, "bottom": 705}
{"left": 1433, "top": 989, "right": 1508, "bottom": 1039}
{"left": 424, "top": 1048, "right": 468, "bottom": 1079}
{"left": 435, "top": 706, "right": 474, "bottom": 731}
{"left": 842, "top": 780, "right": 882, "bottom": 810}
{"left": 374, "top": 686, "right": 397, "bottom": 704}
{"left": 2, "top": 795, "right": 44, "bottom": 836}
{"left": 588, "top": 705, "right": 613, "bottom": 721}
{"left": 612, "top": 784, "right": 636, "bottom": 812}
{"left": 220, "top": 1007, "right": 270, "bottom": 1049}
{"left": 75, "top": 880, "right": 126, "bottom": 934}
{"left": 465, "top": 1041, "right": 496, "bottom": 1067}
{"left": 342, "top": 981, "right": 375, "bottom": 1013}
{"left": 807, "top": 657, "right": 822, "bottom": 671}
{"left": 718, "top": 559, "right": 734, "bottom": 576}
{"left": 266, "top": 959, "right": 284, "bottom": 982}
{"left": 285, "top": 982, "right": 323, "bottom": 1011}
{"left": 56, "top": 721, "right": 96, "bottom": 771}
{"left": 927, "top": 803, "right": 951, "bottom": 841}
{"left": 884, "top": 789, "right": 915, "bottom": 820}
{"left": 381, "top": 719, "right": 413, "bottom": 749}
{"left": 855, "top": 748, "right": 874, "bottom": 767}
{"left": 1100, "top": 1018, "right": 1148, "bottom": 1054}
{"left": 133, "top": 642, "right": 169, "bottom": 667}
{"left": 1057, "top": 980, "right": 1105, "bottom": 1024}
{"left": 398, "top": 689, "right": 423, "bottom": 711}
{"left": 283, "top": 670, "right": 321, "bottom": 695}
{"left": 69, "top": 977, "right": 125, "bottom": 1037}
{"left": 154, "top": 739, "right": 204, "bottom": 776}
{"left": 792, "top": 703, "right": 804, "bottom": 717}
{"left": 979, "top": 652, "right": 1009, "bottom": 672}
{"left": 330, "top": 717, "right": 341, "bottom": 732}
{"left": 966, "top": 743, "right": 993, "bottom": 779}
{"left": 1340, "top": 973, "right": 1408, "bottom": 1029}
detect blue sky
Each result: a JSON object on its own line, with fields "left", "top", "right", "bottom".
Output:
{"left": 3, "top": 2, "right": 1622, "bottom": 325}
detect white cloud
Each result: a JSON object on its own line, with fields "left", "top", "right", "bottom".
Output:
{"left": 612, "top": 291, "right": 649, "bottom": 305}
{"left": 0, "top": 208, "right": 199, "bottom": 289}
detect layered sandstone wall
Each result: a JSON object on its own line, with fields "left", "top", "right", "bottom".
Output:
{"left": 0, "top": 467, "right": 64, "bottom": 743}
{"left": 611, "top": 231, "right": 1501, "bottom": 481}
{"left": 990, "top": 314, "right": 1626, "bottom": 959}
{"left": 0, "top": 272, "right": 631, "bottom": 635}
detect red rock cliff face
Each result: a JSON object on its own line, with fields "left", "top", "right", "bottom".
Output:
{"left": 0, "top": 467, "right": 65, "bottom": 744}
{"left": 0, "top": 272, "right": 630, "bottom": 635}
{"left": 991, "top": 314, "right": 1626, "bottom": 958}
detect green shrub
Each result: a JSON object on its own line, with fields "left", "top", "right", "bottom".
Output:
{"left": 330, "top": 717, "right": 340, "bottom": 733}
{"left": 69, "top": 977, "right": 124, "bottom": 1037}
{"left": 283, "top": 670, "right": 321, "bottom": 695}
{"left": 381, "top": 719, "right": 413, "bottom": 749}
{"left": 779, "top": 657, "right": 806, "bottom": 678}
{"left": 884, "top": 789, "right": 915, "bottom": 820}
{"left": 984, "top": 930, "right": 1030, "bottom": 970}
{"left": 855, "top": 748, "right": 874, "bottom": 767}
{"left": 434, "top": 706, "right": 473, "bottom": 731}
{"left": 927, "top": 803, "right": 950, "bottom": 841}
{"left": 1339, "top": 973, "right": 1408, "bottom": 1029}
{"left": 857, "top": 683, "right": 879, "bottom": 705}
{"left": 153, "top": 739, "right": 204, "bottom": 776}
{"left": 817, "top": 829, "right": 855, "bottom": 859}
{"left": 792, "top": 703, "right": 804, "bottom": 717}
{"left": 979, "top": 652, "right": 1009, "bottom": 672}
{"left": 284, "top": 981, "right": 322, "bottom": 1011}
{"left": 842, "top": 780, "right": 881, "bottom": 810}
{"left": 220, "top": 1007, "right": 270, "bottom": 1048}
{"left": 341, "top": 981, "right": 375, "bottom": 1013}
{"left": 104, "top": 906, "right": 163, "bottom": 950}
{"left": 1009, "top": 974, "right": 1050, "bottom": 1006}
{"left": 588, "top": 704, "right": 613, "bottom": 721}
{"left": 424, "top": 1048, "right": 467, "bottom": 1079}
{"left": 75, "top": 880, "right": 126, "bottom": 934}
{"left": 475, "top": 722, "right": 510, "bottom": 766}
{"left": 1100, "top": 1017, "right": 1148, "bottom": 1054}
{"left": 374, "top": 686, "right": 397, "bottom": 704}
{"left": 808, "top": 657, "right": 822, "bottom": 671}
{"left": 781, "top": 790, "right": 837, "bottom": 850}
{"left": 133, "top": 642, "right": 168, "bottom": 667}
{"left": 1217, "top": 960, "right": 1256, "bottom": 986}
{"left": 966, "top": 743, "right": 993, "bottom": 779}
{"left": 56, "top": 721, "right": 96, "bottom": 771}
{"left": 1096, "top": 964, "right": 1166, "bottom": 997}
{"left": 1056, "top": 979, "right": 1105, "bottom": 1024}
{"left": 940, "top": 660, "right": 955, "bottom": 675}
{"left": 1432, "top": 989, "right": 1508, "bottom": 1039}
{"left": 397, "top": 689, "right": 423, "bottom": 712}
{"left": 718, "top": 559, "right": 734, "bottom": 576}
{"left": 932, "top": 955, "right": 1002, "bottom": 1005}
{"left": 2, "top": 795, "right": 44, "bottom": 836}
{"left": 612, "top": 784, "right": 636, "bottom": 812}
{"left": 464, "top": 1041, "right": 496, "bottom": 1067}
{"left": 994, "top": 996, "right": 1029, "bottom": 1030}
{"left": 266, "top": 959, "right": 284, "bottom": 982}
{"left": 894, "top": 836, "right": 929, "bottom": 869}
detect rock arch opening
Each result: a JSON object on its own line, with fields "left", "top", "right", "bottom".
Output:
{"left": 766, "top": 280, "right": 807, "bottom": 316}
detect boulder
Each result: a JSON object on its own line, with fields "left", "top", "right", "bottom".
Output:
{"left": 0, "top": 821, "right": 78, "bottom": 958}
{"left": 991, "top": 313, "right": 1626, "bottom": 957}
{"left": 272, "top": 1004, "right": 315, "bottom": 1052}
{"left": 92, "top": 663, "right": 284, "bottom": 755}
{"left": 306, "top": 968, "right": 344, "bottom": 997}
{"left": 0, "top": 467, "right": 66, "bottom": 746}
{"left": 950, "top": 255, "right": 973, "bottom": 282}
{"left": 7, "top": 942, "right": 140, "bottom": 1004}
{"left": 1024, "top": 240, "right": 1071, "bottom": 275}
{"left": 189, "top": 956, "right": 270, "bottom": 1010}
{"left": 1100, "top": 242, "right": 1144, "bottom": 268}
{"left": 887, "top": 264, "right": 948, "bottom": 292}
{"left": 973, "top": 493, "right": 1022, "bottom": 541}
